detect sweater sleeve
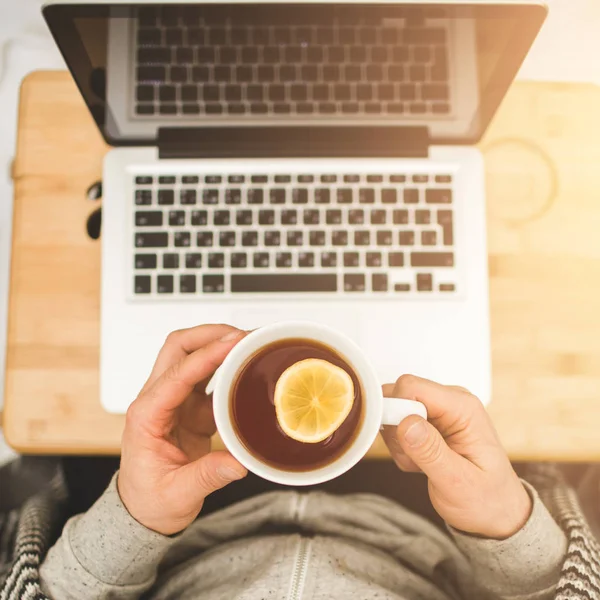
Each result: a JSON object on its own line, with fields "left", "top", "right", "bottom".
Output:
{"left": 40, "top": 474, "right": 177, "bottom": 600}
{"left": 449, "top": 481, "right": 567, "bottom": 600}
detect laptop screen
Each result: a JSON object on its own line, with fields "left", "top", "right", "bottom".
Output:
{"left": 43, "top": 2, "right": 546, "bottom": 147}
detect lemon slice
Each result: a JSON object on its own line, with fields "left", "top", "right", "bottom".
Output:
{"left": 274, "top": 358, "right": 355, "bottom": 444}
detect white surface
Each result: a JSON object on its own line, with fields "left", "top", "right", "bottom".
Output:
{"left": 0, "top": 0, "right": 598, "bottom": 460}
{"left": 101, "top": 149, "right": 491, "bottom": 413}
{"left": 212, "top": 321, "right": 426, "bottom": 485}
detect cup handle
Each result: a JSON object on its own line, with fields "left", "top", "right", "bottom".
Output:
{"left": 381, "top": 396, "right": 427, "bottom": 426}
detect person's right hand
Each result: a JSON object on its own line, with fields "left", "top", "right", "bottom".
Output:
{"left": 382, "top": 376, "right": 532, "bottom": 540}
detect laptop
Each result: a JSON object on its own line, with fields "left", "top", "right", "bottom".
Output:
{"left": 43, "top": 1, "right": 547, "bottom": 413}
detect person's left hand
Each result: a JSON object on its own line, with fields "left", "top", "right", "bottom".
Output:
{"left": 118, "top": 324, "right": 248, "bottom": 536}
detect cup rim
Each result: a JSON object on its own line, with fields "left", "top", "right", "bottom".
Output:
{"left": 213, "top": 321, "right": 384, "bottom": 486}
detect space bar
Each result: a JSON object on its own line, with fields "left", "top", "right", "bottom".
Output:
{"left": 231, "top": 274, "right": 337, "bottom": 293}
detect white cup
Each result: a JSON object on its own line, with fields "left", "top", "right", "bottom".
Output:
{"left": 209, "top": 321, "right": 427, "bottom": 486}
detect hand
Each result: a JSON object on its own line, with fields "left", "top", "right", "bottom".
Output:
{"left": 382, "top": 376, "right": 531, "bottom": 540}
{"left": 118, "top": 324, "right": 248, "bottom": 536}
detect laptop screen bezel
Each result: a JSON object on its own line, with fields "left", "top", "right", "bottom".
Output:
{"left": 42, "top": 2, "right": 548, "bottom": 148}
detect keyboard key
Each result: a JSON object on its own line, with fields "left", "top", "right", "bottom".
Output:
{"left": 251, "top": 175, "right": 268, "bottom": 184}
{"left": 395, "top": 283, "right": 411, "bottom": 292}
{"left": 135, "top": 211, "right": 163, "bottom": 227}
{"left": 157, "top": 275, "right": 174, "bottom": 294}
{"left": 377, "top": 231, "right": 393, "bottom": 246}
{"left": 159, "top": 104, "right": 177, "bottom": 115}
{"left": 326, "top": 209, "right": 342, "bottom": 225}
{"left": 315, "top": 189, "right": 331, "bottom": 204}
{"left": 270, "top": 189, "right": 286, "bottom": 205}
{"left": 276, "top": 252, "right": 293, "bottom": 268}
{"left": 349, "top": 209, "right": 364, "bottom": 225}
{"left": 304, "top": 210, "right": 320, "bottom": 225}
{"left": 298, "top": 175, "right": 314, "bottom": 183}
{"left": 298, "top": 252, "right": 314, "bottom": 268}
{"left": 158, "top": 190, "right": 175, "bottom": 205}
{"left": 205, "top": 175, "right": 222, "bottom": 184}
{"left": 214, "top": 210, "right": 230, "bottom": 226}
{"left": 163, "top": 253, "right": 179, "bottom": 269}
{"left": 404, "top": 189, "right": 420, "bottom": 204}
{"left": 259, "top": 210, "right": 275, "bottom": 226}
{"left": 185, "top": 253, "right": 202, "bottom": 269}
{"left": 220, "top": 231, "right": 236, "bottom": 247}
{"left": 182, "top": 175, "right": 199, "bottom": 184}
{"left": 196, "top": 232, "right": 213, "bottom": 247}
{"left": 138, "top": 28, "right": 161, "bottom": 46}
{"left": 281, "top": 210, "right": 298, "bottom": 225}
{"left": 413, "top": 175, "right": 429, "bottom": 183}
{"left": 264, "top": 231, "right": 281, "bottom": 247}
{"left": 426, "top": 189, "right": 453, "bottom": 204}
{"left": 225, "top": 189, "right": 242, "bottom": 205}
{"left": 435, "top": 175, "right": 453, "bottom": 184}
{"left": 372, "top": 273, "right": 388, "bottom": 292}
{"left": 344, "top": 252, "right": 359, "bottom": 267}
{"left": 248, "top": 189, "right": 264, "bottom": 204}
{"left": 321, "top": 174, "right": 337, "bottom": 184}
{"left": 440, "top": 283, "right": 455, "bottom": 292}
{"left": 135, "top": 176, "right": 153, "bottom": 185}
{"left": 202, "top": 189, "right": 219, "bottom": 205}
{"left": 229, "top": 175, "right": 245, "bottom": 184}
{"left": 205, "top": 104, "right": 223, "bottom": 115}
{"left": 287, "top": 231, "right": 304, "bottom": 246}
{"left": 134, "top": 254, "right": 157, "bottom": 269}
{"left": 180, "top": 189, "right": 197, "bottom": 205}
{"left": 232, "top": 274, "right": 337, "bottom": 293}
{"left": 203, "top": 275, "right": 225, "bottom": 294}
{"left": 371, "top": 210, "right": 386, "bottom": 225}
{"left": 134, "top": 275, "right": 151, "bottom": 294}
{"left": 332, "top": 231, "right": 348, "bottom": 246}
{"left": 421, "top": 230, "right": 438, "bottom": 246}
{"left": 310, "top": 231, "right": 326, "bottom": 246}
{"left": 337, "top": 189, "right": 353, "bottom": 204}
{"left": 174, "top": 231, "right": 191, "bottom": 247}
{"left": 236, "top": 210, "right": 252, "bottom": 226}
{"left": 437, "top": 210, "right": 454, "bottom": 245}
{"left": 231, "top": 253, "right": 248, "bottom": 269}
{"left": 410, "top": 103, "right": 427, "bottom": 114}
{"left": 208, "top": 253, "right": 225, "bottom": 269}
{"left": 354, "top": 231, "right": 370, "bottom": 246}
{"left": 359, "top": 189, "right": 375, "bottom": 204}
{"left": 321, "top": 252, "right": 337, "bottom": 268}
{"left": 431, "top": 47, "right": 449, "bottom": 81}
{"left": 191, "top": 210, "right": 208, "bottom": 226}
{"left": 381, "top": 189, "right": 397, "bottom": 204}
{"left": 415, "top": 209, "right": 431, "bottom": 225}
{"left": 191, "top": 66, "right": 210, "bottom": 82}
{"left": 136, "top": 85, "right": 155, "bottom": 102}
{"left": 422, "top": 84, "right": 450, "bottom": 101}
{"left": 242, "top": 231, "right": 258, "bottom": 246}
{"left": 393, "top": 209, "right": 409, "bottom": 225}
{"left": 366, "top": 252, "right": 382, "bottom": 267}
{"left": 137, "top": 66, "right": 166, "bottom": 83}
{"left": 135, "top": 232, "right": 168, "bottom": 248}
{"left": 180, "top": 274, "right": 196, "bottom": 294}
{"left": 342, "top": 102, "right": 359, "bottom": 114}
{"left": 411, "top": 252, "right": 454, "bottom": 267}
{"left": 417, "top": 273, "right": 433, "bottom": 292}
{"left": 158, "top": 176, "right": 176, "bottom": 184}
{"left": 253, "top": 253, "right": 270, "bottom": 268}
{"left": 274, "top": 175, "right": 292, "bottom": 184}
{"left": 292, "top": 189, "right": 308, "bottom": 204}
{"left": 390, "top": 175, "right": 407, "bottom": 183}
{"left": 389, "top": 252, "right": 404, "bottom": 267}
{"left": 399, "top": 231, "right": 415, "bottom": 246}
{"left": 274, "top": 104, "right": 291, "bottom": 114}
{"left": 344, "top": 274, "right": 366, "bottom": 292}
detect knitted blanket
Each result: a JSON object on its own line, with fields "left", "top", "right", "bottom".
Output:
{"left": 1, "top": 460, "right": 599, "bottom": 600}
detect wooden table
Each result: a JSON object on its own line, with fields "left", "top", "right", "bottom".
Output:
{"left": 4, "top": 71, "right": 600, "bottom": 460}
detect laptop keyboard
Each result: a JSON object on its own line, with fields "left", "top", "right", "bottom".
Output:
{"left": 132, "top": 171, "right": 457, "bottom": 297}
{"left": 134, "top": 8, "right": 451, "bottom": 119}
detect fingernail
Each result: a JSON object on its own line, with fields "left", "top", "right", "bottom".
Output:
{"left": 220, "top": 330, "right": 242, "bottom": 342}
{"left": 404, "top": 419, "right": 428, "bottom": 447}
{"left": 217, "top": 465, "right": 246, "bottom": 481}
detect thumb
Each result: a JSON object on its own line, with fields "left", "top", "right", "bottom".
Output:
{"left": 396, "top": 415, "right": 461, "bottom": 482}
{"left": 178, "top": 451, "right": 247, "bottom": 500}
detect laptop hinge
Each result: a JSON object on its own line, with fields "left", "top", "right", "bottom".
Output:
{"left": 157, "top": 126, "right": 430, "bottom": 160}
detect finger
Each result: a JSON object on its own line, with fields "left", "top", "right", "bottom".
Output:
{"left": 146, "top": 324, "right": 242, "bottom": 387}
{"left": 139, "top": 332, "right": 244, "bottom": 431}
{"left": 179, "top": 395, "right": 216, "bottom": 437}
{"left": 387, "top": 375, "right": 493, "bottom": 440}
{"left": 381, "top": 426, "right": 422, "bottom": 473}
{"left": 395, "top": 415, "right": 466, "bottom": 482}
{"left": 177, "top": 450, "right": 247, "bottom": 502}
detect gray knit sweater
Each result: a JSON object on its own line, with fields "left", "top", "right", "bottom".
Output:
{"left": 37, "top": 474, "right": 566, "bottom": 600}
